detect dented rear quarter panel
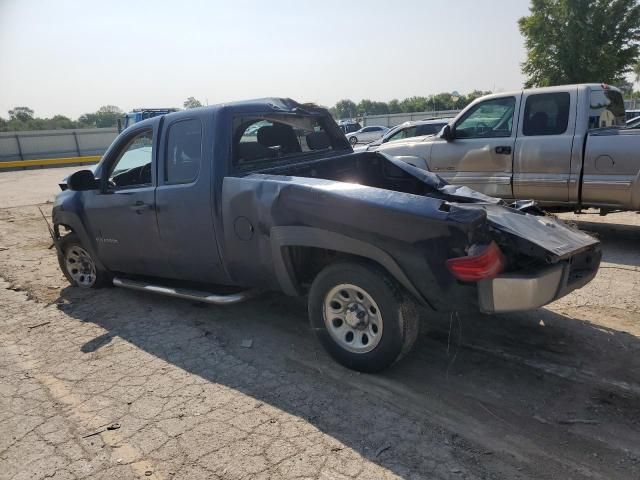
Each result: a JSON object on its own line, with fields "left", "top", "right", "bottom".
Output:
{"left": 220, "top": 173, "right": 490, "bottom": 311}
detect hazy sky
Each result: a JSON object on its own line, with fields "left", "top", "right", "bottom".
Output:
{"left": 0, "top": 0, "right": 531, "bottom": 118}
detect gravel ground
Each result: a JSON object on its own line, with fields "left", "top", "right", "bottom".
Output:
{"left": 0, "top": 168, "right": 639, "bottom": 479}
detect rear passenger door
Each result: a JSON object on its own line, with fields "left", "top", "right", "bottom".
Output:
{"left": 155, "top": 117, "right": 227, "bottom": 283}
{"left": 513, "top": 88, "right": 575, "bottom": 203}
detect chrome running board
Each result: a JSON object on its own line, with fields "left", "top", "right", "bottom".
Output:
{"left": 112, "top": 277, "right": 251, "bottom": 305}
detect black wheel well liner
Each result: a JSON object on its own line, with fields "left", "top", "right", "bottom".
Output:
{"left": 270, "top": 226, "right": 431, "bottom": 308}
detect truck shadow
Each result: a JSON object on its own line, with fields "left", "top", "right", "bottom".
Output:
{"left": 56, "top": 286, "right": 640, "bottom": 479}
{"left": 572, "top": 219, "right": 640, "bottom": 268}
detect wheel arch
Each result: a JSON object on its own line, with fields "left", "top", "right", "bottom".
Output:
{"left": 53, "top": 211, "right": 107, "bottom": 271}
{"left": 270, "top": 226, "right": 430, "bottom": 307}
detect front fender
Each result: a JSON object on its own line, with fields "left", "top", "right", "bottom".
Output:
{"left": 52, "top": 208, "right": 107, "bottom": 272}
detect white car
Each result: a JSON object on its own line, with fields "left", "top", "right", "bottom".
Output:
{"left": 346, "top": 126, "right": 389, "bottom": 145}
{"left": 354, "top": 118, "right": 452, "bottom": 152}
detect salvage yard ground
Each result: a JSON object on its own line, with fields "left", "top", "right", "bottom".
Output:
{"left": 1, "top": 167, "right": 639, "bottom": 479}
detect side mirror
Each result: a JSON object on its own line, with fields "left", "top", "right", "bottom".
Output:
{"left": 67, "top": 170, "right": 98, "bottom": 191}
{"left": 441, "top": 124, "right": 454, "bottom": 142}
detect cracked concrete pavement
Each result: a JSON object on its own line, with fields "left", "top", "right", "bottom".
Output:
{"left": 1, "top": 167, "right": 640, "bottom": 479}
{"left": 0, "top": 279, "right": 480, "bottom": 480}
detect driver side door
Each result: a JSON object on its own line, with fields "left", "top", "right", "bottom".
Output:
{"left": 429, "top": 96, "right": 520, "bottom": 199}
{"left": 83, "top": 126, "right": 164, "bottom": 276}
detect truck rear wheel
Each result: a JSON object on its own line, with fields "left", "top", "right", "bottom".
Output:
{"left": 308, "top": 261, "right": 418, "bottom": 372}
{"left": 57, "top": 233, "right": 110, "bottom": 289}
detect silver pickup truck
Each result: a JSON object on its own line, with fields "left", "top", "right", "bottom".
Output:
{"left": 378, "top": 84, "right": 640, "bottom": 212}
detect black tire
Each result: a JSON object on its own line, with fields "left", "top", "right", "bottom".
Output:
{"left": 57, "top": 233, "right": 111, "bottom": 288}
{"left": 349, "top": 136, "right": 358, "bottom": 146}
{"left": 308, "top": 261, "right": 419, "bottom": 373}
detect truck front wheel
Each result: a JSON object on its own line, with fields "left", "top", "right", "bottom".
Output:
{"left": 308, "top": 261, "right": 418, "bottom": 372}
{"left": 57, "top": 233, "right": 110, "bottom": 288}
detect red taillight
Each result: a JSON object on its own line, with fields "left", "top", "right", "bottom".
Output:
{"left": 446, "top": 241, "right": 505, "bottom": 282}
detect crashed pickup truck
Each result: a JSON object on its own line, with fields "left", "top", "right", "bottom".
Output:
{"left": 52, "top": 98, "right": 601, "bottom": 372}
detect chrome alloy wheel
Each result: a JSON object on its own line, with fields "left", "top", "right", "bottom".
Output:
{"left": 323, "top": 283, "right": 383, "bottom": 354}
{"left": 64, "top": 246, "right": 97, "bottom": 288}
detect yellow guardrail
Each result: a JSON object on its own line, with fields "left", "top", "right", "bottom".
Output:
{"left": 0, "top": 155, "right": 101, "bottom": 169}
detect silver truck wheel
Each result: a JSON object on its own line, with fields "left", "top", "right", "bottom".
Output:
{"left": 349, "top": 136, "right": 358, "bottom": 145}
{"left": 309, "top": 261, "right": 419, "bottom": 373}
{"left": 65, "top": 245, "right": 97, "bottom": 288}
{"left": 323, "top": 283, "right": 383, "bottom": 354}
{"left": 57, "top": 233, "right": 110, "bottom": 289}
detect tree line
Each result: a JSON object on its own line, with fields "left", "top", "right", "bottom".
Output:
{"left": 0, "top": 98, "right": 205, "bottom": 133}
{"left": 329, "top": 91, "right": 492, "bottom": 120}
{"left": 0, "top": 105, "right": 124, "bottom": 132}
{"left": 1, "top": 93, "right": 494, "bottom": 132}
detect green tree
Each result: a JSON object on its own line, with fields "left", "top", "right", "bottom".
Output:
{"left": 387, "top": 99, "right": 402, "bottom": 114}
{"left": 399, "top": 96, "right": 429, "bottom": 113}
{"left": 183, "top": 97, "right": 203, "bottom": 109}
{"left": 357, "top": 99, "right": 389, "bottom": 116}
{"left": 47, "top": 115, "right": 77, "bottom": 129}
{"left": 8, "top": 106, "right": 34, "bottom": 122}
{"left": 519, "top": 0, "right": 640, "bottom": 88}
{"left": 465, "top": 90, "right": 491, "bottom": 104}
{"left": 77, "top": 113, "right": 98, "bottom": 127}
{"left": 333, "top": 99, "right": 357, "bottom": 119}
{"left": 94, "top": 105, "right": 122, "bottom": 128}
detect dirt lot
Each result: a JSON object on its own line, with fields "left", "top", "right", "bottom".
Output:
{"left": 1, "top": 168, "right": 639, "bottom": 479}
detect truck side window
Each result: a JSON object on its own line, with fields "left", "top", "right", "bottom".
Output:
{"left": 108, "top": 130, "right": 153, "bottom": 189}
{"left": 165, "top": 119, "right": 202, "bottom": 184}
{"left": 455, "top": 97, "right": 516, "bottom": 139}
{"left": 523, "top": 92, "right": 570, "bottom": 136}
{"left": 589, "top": 89, "right": 626, "bottom": 129}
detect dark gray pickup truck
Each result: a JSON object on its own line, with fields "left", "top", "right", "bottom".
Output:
{"left": 52, "top": 98, "right": 601, "bottom": 372}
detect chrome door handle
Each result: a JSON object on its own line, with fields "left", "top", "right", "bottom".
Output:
{"left": 495, "top": 146, "right": 512, "bottom": 155}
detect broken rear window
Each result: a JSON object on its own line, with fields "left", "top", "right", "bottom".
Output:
{"left": 232, "top": 114, "right": 336, "bottom": 171}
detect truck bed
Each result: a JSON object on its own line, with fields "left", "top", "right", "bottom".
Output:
{"left": 257, "top": 151, "right": 498, "bottom": 203}
{"left": 253, "top": 151, "right": 599, "bottom": 262}
{"left": 583, "top": 127, "right": 640, "bottom": 210}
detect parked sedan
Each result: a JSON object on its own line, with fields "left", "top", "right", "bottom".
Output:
{"left": 355, "top": 118, "right": 452, "bottom": 152}
{"left": 345, "top": 126, "right": 389, "bottom": 145}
